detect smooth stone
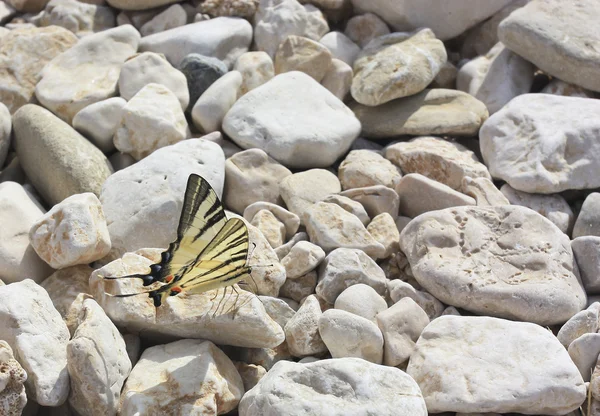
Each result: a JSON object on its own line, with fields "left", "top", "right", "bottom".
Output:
{"left": 72, "top": 97, "right": 126, "bottom": 154}
{"left": 118, "top": 52, "right": 189, "bottom": 111}
{"left": 0, "top": 26, "right": 77, "bottom": 114}
{"left": 180, "top": 53, "right": 228, "bottom": 109}
{"left": 430, "top": 60, "right": 458, "bottom": 89}
{"left": 407, "top": 315, "right": 586, "bottom": 414}
{"left": 344, "top": 12, "right": 390, "bottom": 48}
{"left": 366, "top": 213, "right": 400, "bottom": 258}
{"left": 280, "top": 169, "right": 341, "bottom": 220}
{"left": 569, "top": 333, "right": 600, "bottom": 382}
{"left": 385, "top": 136, "right": 491, "bottom": 191}
{"left": 377, "top": 297, "right": 429, "bottom": 366}
{"left": 244, "top": 202, "right": 300, "bottom": 239}
{"left": 400, "top": 205, "right": 587, "bottom": 325}
{"left": 339, "top": 185, "right": 400, "bottom": 219}
{"left": 320, "top": 58, "right": 352, "bottom": 100}
{"left": 319, "top": 309, "right": 384, "bottom": 363}
{"left": 350, "top": 0, "right": 511, "bottom": 41}
{"left": 275, "top": 35, "right": 332, "bottom": 82}
{"left": 351, "top": 29, "right": 447, "bottom": 106}
{"left": 139, "top": 17, "right": 252, "bottom": 68}
{"left": 316, "top": 247, "right": 388, "bottom": 304}
{"left": 457, "top": 42, "right": 533, "bottom": 115}
{"left": 139, "top": 3, "right": 186, "bottom": 36}
{"left": 90, "top": 251, "right": 285, "bottom": 347}
{"left": 253, "top": 0, "right": 329, "bottom": 58}
{"left": 245, "top": 222, "right": 287, "bottom": 297}
{"left": 279, "top": 270, "right": 317, "bottom": 302}
{"left": 321, "top": 194, "right": 369, "bottom": 226}
{"left": 319, "top": 31, "right": 359, "bottom": 67}
{"left": 67, "top": 298, "right": 131, "bottom": 416}
{"left": 572, "top": 237, "right": 600, "bottom": 294}
{"left": 574, "top": 193, "right": 600, "bottom": 238}
{"left": 100, "top": 138, "right": 224, "bottom": 254}
{"left": 274, "top": 231, "right": 308, "bottom": 260}
{"left": 0, "top": 340, "right": 27, "bottom": 416}
{"left": 106, "top": 0, "right": 180, "bottom": 10}
{"left": 338, "top": 149, "right": 402, "bottom": 191}
{"left": 480, "top": 94, "right": 600, "bottom": 193}
{"left": 558, "top": 307, "right": 600, "bottom": 349}
{"left": 388, "top": 279, "right": 445, "bottom": 320}
{"left": 0, "top": 182, "right": 52, "bottom": 284}
{"left": 258, "top": 295, "right": 297, "bottom": 329}
{"left": 224, "top": 148, "right": 292, "bottom": 214}
{"left": 223, "top": 71, "right": 361, "bottom": 169}
{"left": 281, "top": 241, "right": 325, "bottom": 279}
{"left": 199, "top": 0, "right": 258, "bottom": 18}
{"left": 114, "top": 83, "right": 191, "bottom": 160}
{"left": 234, "top": 51, "right": 275, "bottom": 95}
{"left": 251, "top": 209, "right": 286, "bottom": 248}
{"left": 304, "top": 202, "right": 386, "bottom": 258}
{"left": 499, "top": 0, "right": 600, "bottom": 92}
{"left": 191, "top": 70, "right": 242, "bottom": 133}
{"left": 500, "top": 184, "right": 574, "bottom": 234}
{"left": 334, "top": 283, "right": 387, "bottom": 323}
{"left": 541, "top": 79, "right": 596, "bottom": 98}
{"left": 239, "top": 358, "right": 427, "bottom": 415}
{"left": 284, "top": 295, "right": 328, "bottom": 357}
{"left": 0, "top": 279, "right": 70, "bottom": 406}
{"left": 108, "top": 152, "right": 136, "bottom": 172}
{"left": 39, "top": 0, "right": 116, "bottom": 35}
{"left": 396, "top": 173, "right": 476, "bottom": 218}
{"left": 201, "top": 131, "right": 242, "bottom": 158}
{"left": 35, "top": 25, "right": 140, "bottom": 124}
{"left": 120, "top": 340, "right": 243, "bottom": 415}
{"left": 351, "top": 89, "right": 489, "bottom": 139}
{"left": 461, "top": 176, "right": 510, "bottom": 207}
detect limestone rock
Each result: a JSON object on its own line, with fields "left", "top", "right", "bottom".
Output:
{"left": 541, "top": 79, "right": 595, "bottom": 98}
{"left": 572, "top": 237, "right": 600, "bottom": 294}
{"left": 0, "top": 103, "right": 9, "bottom": 168}
{"left": 334, "top": 283, "right": 387, "bottom": 323}
{"left": 280, "top": 169, "right": 341, "bottom": 220}
{"left": 366, "top": 213, "right": 400, "bottom": 258}
{"left": 191, "top": 70, "right": 242, "bottom": 133}
{"left": 106, "top": 0, "right": 180, "bottom": 10}
{"left": 258, "top": 296, "right": 297, "bottom": 329}
{"left": 39, "top": 0, "right": 116, "bottom": 35}
{"left": 320, "top": 58, "right": 352, "bottom": 100}
{"left": 274, "top": 232, "right": 308, "bottom": 260}
{"left": 461, "top": 176, "right": 510, "bottom": 207}
{"left": 139, "top": 3, "right": 186, "bottom": 36}
{"left": 388, "top": 279, "right": 445, "bottom": 320}
{"left": 199, "top": 0, "right": 258, "bottom": 18}
{"left": 72, "top": 97, "right": 126, "bottom": 154}
{"left": 319, "top": 31, "right": 360, "bottom": 66}
{"left": 573, "top": 193, "right": 600, "bottom": 238}
{"left": 558, "top": 307, "right": 600, "bottom": 349}
{"left": 234, "top": 51, "right": 275, "bottom": 95}
{"left": 338, "top": 149, "right": 402, "bottom": 191}
{"left": 344, "top": 12, "right": 390, "bottom": 48}
{"left": 245, "top": 223, "right": 287, "bottom": 297}
{"left": 180, "top": 53, "right": 228, "bottom": 109}
{"left": 279, "top": 270, "right": 317, "bottom": 302}
{"left": 568, "top": 333, "right": 600, "bottom": 382}
{"left": 321, "top": 194, "right": 369, "bottom": 226}
{"left": 251, "top": 209, "right": 286, "bottom": 248}
{"left": 0, "top": 341, "right": 27, "bottom": 416}
{"left": 238, "top": 342, "right": 292, "bottom": 371}
{"left": 339, "top": 185, "right": 399, "bottom": 219}
{"left": 284, "top": 295, "right": 328, "bottom": 357}
{"left": 274, "top": 35, "right": 332, "bottom": 82}
{"left": 244, "top": 202, "right": 300, "bottom": 239}
{"left": 280, "top": 241, "right": 325, "bottom": 279}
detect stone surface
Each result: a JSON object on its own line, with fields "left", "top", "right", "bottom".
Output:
{"left": 39, "top": 0, "right": 116, "bottom": 35}
{"left": 29, "top": 193, "right": 111, "bottom": 269}
{"left": 0, "top": 182, "right": 52, "bottom": 284}
{"left": 501, "top": 184, "right": 574, "bottom": 234}
{"left": 120, "top": 339, "right": 243, "bottom": 415}
{"left": 284, "top": 295, "right": 328, "bottom": 357}
{"left": 366, "top": 213, "right": 400, "bottom": 258}
{"left": 118, "top": 52, "right": 189, "bottom": 111}
{"left": 274, "top": 231, "right": 308, "bottom": 260}
{"left": 541, "top": 79, "right": 595, "bottom": 98}
{"left": 224, "top": 148, "right": 291, "bottom": 214}
{"left": 223, "top": 72, "right": 361, "bottom": 169}
{"left": 352, "top": 29, "right": 447, "bottom": 106}
{"left": 0, "top": 340, "right": 27, "bottom": 416}
{"left": 396, "top": 173, "right": 476, "bottom": 218}
{"left": 407, "top": 316, "right": 586, "bottom": 414}
{"left": 0, "top": 104, "right": 8, "bottom": 169}
{"left": 67, "top": 298, "right": 131, "bottom": 416}
{"left": 245, "top": 223, "right": 287, "bottom": 297}
{"left": 140, "top": 3, "right": 186, "bottom": 36}
{"left": 72, "top": 97, "right": 126, "bottom": 154}
{"left": 321, "top": 194, "right": 369, "bottom": 226}
{"left": 339, "top": 185, "right": 400, "bottom": 219}
{"left": 275, "top": 35, "right": 332, "bottom": 82}
{"left": 239, "top": 358, "right": 427, "bottom": 415}
{"left": 558, "top": 307, "right": 600, "bottom": 349}
{"left": 114, "top": 83, "right": 191, "bottom": 160}
{"left": 199, "top": 0, "right": 258, "bottom": 17}
{"left": 319, "top": 31, "right": 360, "bottom": 66}
{"left": 318, "top": 309, "right": 384, "bottom": 363}
{"left": 251, "top": 209, "right": 285, "bottom": 248}
{"left": 0, "top": 26, "right": 77, "bottom": 114}
{"left": 35, "top": 25, "right": 140, "bottom": 124}
{"left": 139, "top": 17, "right": 252, "bottom": 68}
{"left": 0, "top": 2, "right": 16, "bottom": 24}
{"left": 320, "top": 58, "right": 352, "bottom": 100}
{"left": 244, "top": 202, "right": 300, "bottom": 239}
{"left": 316, "top": 247, "right": 387, "bottom": 304}
{"left": 238, "top": 342, "right": 292, "bottom": 371}
{"left": 258, "top": 295, "right": 297, "bottom": 329}
{"left": 573, "top": 193, "right": 600, "bottom": 238}
{"left": 569, "top": 333, "right": 600, "bottom": 382}
{"left": 388, "top": 279, "right": 445, "bottom": 320}
{"left": 279, "top": 270, "right": 317, "bottom": 302}
{"left": 480, "top": 94, "right": 600, "bottom": 193}
{"left": 192, "top": 70, "right": 242, "bottom": 133}
{"left": 0, "top": 279, "right": 70, "bottom": 406}
{"left": 280, "top": 241, "right": 325, "bottom": 279}
{"left": 234, "top": 51, "right": 275, "bottom": 95}
{"left": 344, "top": 12, "right": 390, "bottom": 48}
{"left": 572, "top": 237, "right": 600, "bottom": 294}
{"left": 338, "top": 149, "right": 402, "bottom": 191}
{"left": 461, "top": 176, "right": 509, "bottom": 207}
{"left": 106, "top": 0, "right": 180, "bottom": 10}
{"left": 334, "top": 283, "right": 387, "bottom": 323}
{"left": 400, "top": 205, "right": 586, "bottom": 325}
{"left": 385, "top": 136, "right": 491, "bottom": 191}
{"left": 457, "top": 42, "right": 534, "bottom": 115}
{"left": 280, "top": 169, "right": 341, "bottom": 220}
{"left": 351, "top": 89, "right": 489, "bottom": 139}
{"left": 180, "top": 53, "right": 228, "bottom": 109}
{"left": 499, "top": 0, "right": 600, "bottom": 92}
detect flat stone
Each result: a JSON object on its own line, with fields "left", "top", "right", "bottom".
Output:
{"left": 351, "top": 89, "right": 489, "bottom": 139}
{"left": 499, "top": 0, "right": 600, "bottom": 92}
{"left": 0, "top": 26, "right": 77, "bottom": 114}
{"left": 72, "top": 97, "right": 126, "bottom": 154}
{"left": 251, "top": 209, "right": 286, "bottom": 248}
{"left": 320, "top": 58, "right": 352, "bottom": 100}
{"left": 407, "top": 315, "right": 586, "bottom": 414}
{"left": 572, "top": 237, "right": 600, "bottom": 294}
{"left": 500, "top": 184, "right": 574, "bottom": 234}
{"left": 234, "top": 51, "right": 275, "bottom": 95}
{"left": 275, "top": 35, "right": 332, "bottom": 82}
{"left": 316, "top": 247, "right": 388, "bottom": 304}
{"left": 344, "top": 12, "right": 390, "bottom": 48}
{"left": 396, "top": 173, "right": 476, "bottom": 218}
{"left": 244, "top": 202, "right": 300, "bottom": 239}
{"left": 319, "top": 31, "right": 360, "bottom": 66}
{"left": 0, "top": 341, "right": 27, "bottom": 416}
{"left": 388, "top": 279, "right": 445, "bottom": 320}
{"left": 574, "top": 193, "right": 600, "bottom": 238}
{"left": 334, "top": 283, "right": 388, "bottom": 323}
{"left": 239, "top": 358, "right": 427, "bottom": 415}
{"left": 338, "top": 149, "right": 402, "bottom": 191}
{"left": 281, "top": 241, "right": 325, "bottom": 279}
{"left": 339, "top": 185, "right": 399, "bottom": 219}
{"left": 140, "top": 3, "right": 186, "bottom": 36}
{"left": 35, "top": 25, "right": 140, "bottom": 124}
{"left": 191, "top": 70, "right": 242, "bottom": 133}
{"left": 120, "top": 339, "right": 243, "bottom": 415}
{"left": 223, "top": 72, "right": 361, "bottom": 169}
{"left": 400, "top": 205, "right": 587, "bottom": 325}
{"left": 351, "top": 29, "right": 447, "bottom": 106}
{"left": 284, "top": 295, "right": 328, "bottom": 357}
{"left": 39, "top": 0, "right": 116, "bottom": 35}
{"left": 480, "top": 94, "right": 600, "bottom": 193}
{"left": 461, "top": 176, "right": 510, "bottom": 207}
{"left": 321, "top": 194, "right": 369, "bottom": 226}
{"left": 180, "top": 53, "right": 228, "bottom": 109}
{"left": 0, "top": 280, "right": 70, "bottom": 406}
{"left": 139, "top": 17, "right": 252, "bottom": 67}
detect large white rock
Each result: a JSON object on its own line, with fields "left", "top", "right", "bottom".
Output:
{"left": 400, "top": 205, "right": 586, "bottom": 325}
{"left": 0, "top": 340, "right": 27, "bottom": 416}
{"left": 139, "top": 17, "right": 252, "bottom": 68}
{"left": 35, "top": 25, "right": 140, "bottom": 124}
{"left": 67, "top": 298, "right": 131, "bottom": 416}
{"left": 223, "top": 71, "right": 361, "bottom": 169}
{"left": 407, "top": 316, "right": 587, "bottom": 414}
{"left": 480, "top": 94, "right": 600, "bottom": 193}
{"left": 29, "top": 193, "right": 111, "bottom": 269}
{"left": 239, "top": 358, "right": 427, "bottom": 415}
{"left": 100, "top": 138, "right": 225, "bottom": 254}
{"left": 0, "top": 182, "right": 53, "bottom": 284}
{"left": 73, "top": 97, "right": 126, "bottom": 154}
{"left": 120, "top": 339, "right": 243, "bottom": 415}
{"left": 350, "top": 0, "right": 512, "bottom": 40}
{"left": 0, "top": 279, "right": 70, "bottom": 406}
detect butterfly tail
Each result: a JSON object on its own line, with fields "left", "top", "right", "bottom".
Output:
{"left": 102, "top": 273, "right": 156, "bottom": 286}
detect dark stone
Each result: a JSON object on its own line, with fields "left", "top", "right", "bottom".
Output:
{"left": 179, "top": 53, "right": 228, "bottom": 110}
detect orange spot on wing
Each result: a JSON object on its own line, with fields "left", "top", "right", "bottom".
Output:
{"left": 171, "top": 286, "right": 182, "bottom": 294}
{"left": 165, "top": 275, "right": 174, "bottom": 283}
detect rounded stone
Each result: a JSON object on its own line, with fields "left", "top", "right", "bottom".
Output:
{"left": 274, "top": 35, "right": 332, "bottom": 82}
{"left": 344, "top": 12, "right": 390, "bottom": 48}
{"left": 180, "top": 53, "right": 228, "bottom": 109}
{"left": 334, "top": 283, "right": 388, "bottom": 323}
{"left": 233, "top": 51, "right": 275, "bottom": 96}
{"left": 72, "top": 97, "right": 126, "bottom": 154}
{"left": 191, "top": 70, "right": 243, "bottom": 133}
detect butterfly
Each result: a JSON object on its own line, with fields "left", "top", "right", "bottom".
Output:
{"left": 103, "top": 174, "right": 252, "bottom": 307}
